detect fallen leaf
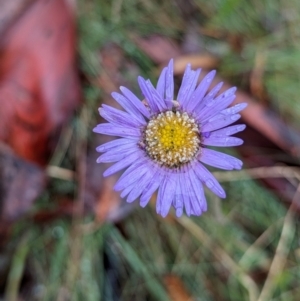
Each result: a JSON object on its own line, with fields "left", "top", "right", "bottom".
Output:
{"left": 0, "top": 143, "right": 46, "bottom": 222}
{"left": 164, "top": 274, "right": 195, "bottom": 301}
{"left": 0, "top": 0, "right": 34, "bottom": 36}
{"left": 131, "top": 34, "right": 181, "bottom": 65}
{"left": 0, "top": 0, "right": 80, "bottom": 222}
{"left": 173, "top": 54, "right": 219, "bottom": 74}
{"left": 0, "top": 0, "right": 80, "bottom": 166}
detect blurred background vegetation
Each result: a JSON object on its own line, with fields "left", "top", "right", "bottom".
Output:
{"left": 1, "top": 0, "right": 300, "bottom": 300}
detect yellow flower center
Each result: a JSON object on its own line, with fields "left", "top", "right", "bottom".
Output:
{"left": 144, "top": 111, "right": 200, "bottom": 167}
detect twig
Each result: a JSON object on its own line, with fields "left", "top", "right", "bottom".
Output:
{"left": 177, "top": 216, "right": 259, "bottom": 301}
{"left": 213, "top": 166, "right": 300, "bottom": 185}
{"left": 47, "top": 163, "right": 300, "bottom": 184}
{"left": 257, "top": 184, "right": 299, "bottom": 301}
{"left": 239, "top": 217, "right": 284, "bottom": 270}
{"left": 46, "top": 165, "right": 75, "bottom": 181}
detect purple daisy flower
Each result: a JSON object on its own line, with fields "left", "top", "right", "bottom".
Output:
{"left": 93, "top": 59, "right": 247, "bottom": 218}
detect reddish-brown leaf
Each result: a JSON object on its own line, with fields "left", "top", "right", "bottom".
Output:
{"left": 0, "top": 0, "right": 80, "bottom": 166}
{"left": 0, "top": 0, "right": 80, "bottom": 222}
{"left": 164, "top": 274, "right": 195, "bottom": 301}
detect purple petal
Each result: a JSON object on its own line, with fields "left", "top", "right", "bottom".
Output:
{"left": 204, "top": 124, "right": 246, "bottom": 138}
{"left": 100, "top": 105, "right": 145, "bottom": 127}
{"left": 162, "top": 174, "right": 177, "bottom": 217}
{"left": 96, "top": 138, "right": 138, "bottom": 153}
{"left": 103, "top": 151, "right": 142, "bottom": 177}
{"left": 173, "top": 174, "right": 184, "bottom": 217}
{"left": 198, "top": 148, "right": 243, "bottom": 170}
{"left": 178, "top": 66, "right": 201, "bottom": 107}
{"left": 186, "top": 70, "right": 216, "bottom": 112}
{"left": 111, "top": 92, "right": 146, "bottom": 123}
{"left": 194, "top": 82, "right": 223, "bottom": 115}
{"left": 116, "top": 156, "right": 147, "bottom": 181}
{"left": 165, "top": 59, "right": 174, "bottom": 106}
{"left": 201, "top": 114, "right": 241, "bottom": 132}
{"left": 126, "top": 169, "right": 155, "bottom": 203}
{"left": 93, "top": 123, "right": 141, "bottom": 138}
{"left": 140, "top": 167, "right": 163, "bottom": 207}
{"left": 197, "top": 88, "right": 236, "bottom": 122}
{"left": 119, "top": 86, "right": 151, "bottom": 119}
{"left": 156, "top": 175, "right": 166, "bottom": 215}
{"left": 177, "top": 64, "right": 192, "bottom": 103}
{"left": 138, "top": 76, "right": 160, "bottom": 113}
{"left": 180, "top": 173, "right": 192, "bottom": 217}
{"left": 193, "top": 161, "right": 226, "bottom": 198}
{"left": 220, "top": 102, "right": 248, "bottom": 115}
{"left": 205, "top": 103, "right": 247, "bottom": 124}
{"left": 157, "top": 174, "right": 176, "bottom": 217}
{"left": 189, "top": 169, "right": 207, "bottom": 213}
{"left": 145, "top": 79, "right": 167, "bottom": 110}
{"left": 202, "top": 136, "right": 243, "bottom": 147}
{"left": 185, "top": 171, "right": 202, "bottom": 216}
{"left": 120, "top": 183, "right": 135, "bottom": 198}
{"left": 96, "top": 145, "right": 138, "bottom": 163}
{"left": 156, "top": 67, "right": 167, "bottom": 98}
{"left": 114, "top": 156, "right": 148, "bottom": 188}
{"left": 114, "top": 159, "right": 149, "bottom": 191}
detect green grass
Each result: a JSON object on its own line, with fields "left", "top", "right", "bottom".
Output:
{"left": 5, "top": 178, "right": 299, "bottom": 300}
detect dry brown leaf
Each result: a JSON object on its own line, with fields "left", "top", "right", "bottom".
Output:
{"left": 164, "top": 274, "right": 195, "bottom": 301}
{"left": 131, "top": 34, "right": 181, "bottom": 65}
{"left": 132, "top": 34, "right": 219, "bottom": 73}
{"left": 173, "top": 54, "right": 220, "bottom": 74}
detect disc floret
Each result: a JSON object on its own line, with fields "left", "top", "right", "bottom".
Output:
{"left": 144, "top": 110, "right": 200, "bottom": 167}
